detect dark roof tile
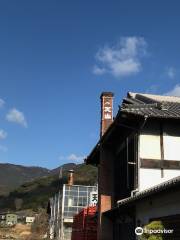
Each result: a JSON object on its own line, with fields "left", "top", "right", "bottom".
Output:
{"left": 121, "top": 93, "right": 180, "bottom": 119}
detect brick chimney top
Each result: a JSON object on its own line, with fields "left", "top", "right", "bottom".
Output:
{"left": 100, "top": 92, "right": 114, "bottom": 99}
{"left": 100, "top": 92, "right": 114, "bottom": 137}
{"left": 67, "top": 169, "right": 74, "bottom": 186}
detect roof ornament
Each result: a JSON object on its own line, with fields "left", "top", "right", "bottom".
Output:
{"left": 157, "top": 102, "right": 169, "bottom": 111}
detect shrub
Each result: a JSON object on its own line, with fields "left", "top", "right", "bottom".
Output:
{"left": 140, "top": 221, "right": 164, "bottom": 240}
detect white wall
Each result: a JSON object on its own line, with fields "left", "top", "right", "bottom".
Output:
{"left": 140, "top": 134, "right": 161, "bottom": 159}
{"left": 139, "top": 169, "right": 180, "bottom": 191}
{"left": 136, "top": 189, "right": 180, "bottom": 225}
{"left": 26, "top": 217, "right": 35, "bottom": 223}
{"left": 163, "top": 122, "right": 180, "bottom": 160}
{"left": 139, "top": 121, "right": 180, "bottom": 191}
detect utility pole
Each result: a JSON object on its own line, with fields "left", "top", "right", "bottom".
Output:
{"left": 59, "top": 167, "right": 63, "bottom": 180}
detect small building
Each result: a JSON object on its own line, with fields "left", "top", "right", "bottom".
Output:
{"left": 0, "top": 214, "right": 6, "bottom": 221}
{"left": 48, "top": 170, "right": 97, "bottom": 240}
{"left": 86, "top": 92, "right": 180, "bottom": 240}
{"left": 26, "top": 216, "right": 35, "bottom": 224}
{"left": 6, "top": 213, "right": 18, "bottom": 226}
{"left": 0, "top": 213, "right": 6, "bottom": 226}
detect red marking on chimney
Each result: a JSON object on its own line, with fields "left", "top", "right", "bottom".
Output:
{"left": 100, "top": 92, "right": 114, "bottom": 137}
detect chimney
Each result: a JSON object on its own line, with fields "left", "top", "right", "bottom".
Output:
{"left": 100, "top": 92, "right": 114, "bottom": 137}
{"left": 67, "top": 169, "right": 74, "bottom": 185}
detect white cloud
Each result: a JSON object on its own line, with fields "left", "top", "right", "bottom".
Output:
{"left": 92, "top": 66, "right": 106, "bottom": 75}
{"left": 0, "top": 129, "right": 7, "bottom": 140}
{"left": 59, "top": 156, "right": 65, "bottom": 161}
{"left": 0, "top": 145, "right": 8, "bottom": 152}
{"left": 6, "top": 108, "right": 27, "bottom": 127}
{"left": 167, "top": 67, "right": 176, "bottom": 79}
{"left": 0, "top": 99, "right": 5, "bottom": 108}
{"left": 165, "top": 84, "right": 180, "bottom": 96}
{"left": 93, "top": 36, "right": 147, "bottom": 78}
{"left": 67, "top": 154, "right": 85, "bottom": 162}
{"left": 145, "top": 85, "right": 159, "bottom": 94}
{"left": 59, "top": 154, "right": 85, "bottom": 163}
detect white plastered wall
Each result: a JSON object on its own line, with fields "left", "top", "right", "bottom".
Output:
{"left": 163, "top": 122, "right": 180, "bottom": 160}
{"left": 136, "top": 189, "right": 180, "bottom": 225}
{"left": 139, "top": 121, "right": 180, "bottom": 191}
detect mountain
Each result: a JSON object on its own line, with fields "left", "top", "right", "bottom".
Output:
{"left": 0, "top": 164, "right": 97, "bottom": 212}
{"left": 0, "top": 163, "right": 50, "bottom": 196}
{"left": 0, "top": 163, "right": 79, "bottom": 196}
{"left": 50, "top": 163, "right": 76, "bottom": 175}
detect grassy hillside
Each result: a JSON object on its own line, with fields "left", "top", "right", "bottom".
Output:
{"left": 0, "top": 163, "right": 50, "bottom": 195}
{"left": 0, "top": 164, "right": 97, "bottom": 212}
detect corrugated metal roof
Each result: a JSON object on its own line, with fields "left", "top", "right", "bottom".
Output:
{"left": 117, "top": 175, "right": 180, "bottom": 207}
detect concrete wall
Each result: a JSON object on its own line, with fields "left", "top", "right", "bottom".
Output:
{"left": 136, "top": 189, "right": 180, "bottom": 225}
{"left": 139, "top": 121, "right": 180, "bottom": 191}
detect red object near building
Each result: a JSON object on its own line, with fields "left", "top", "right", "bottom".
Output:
{"left": 71, "top": 206, "right": 97, "bottom": 240}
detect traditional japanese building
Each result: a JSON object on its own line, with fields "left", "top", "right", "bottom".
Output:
{"left": 86, "top": 92, "right": 180, "bottom": 240}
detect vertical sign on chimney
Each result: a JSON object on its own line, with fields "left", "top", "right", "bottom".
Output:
{"left": 100, "top": 92, "right": 114, "bottom": 137}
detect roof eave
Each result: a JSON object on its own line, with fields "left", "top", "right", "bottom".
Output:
{"left": 85, "top": 111, "right": 121, "bottom": 165}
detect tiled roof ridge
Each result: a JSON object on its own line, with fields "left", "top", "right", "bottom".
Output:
{"left": 128, "top": 92, "right": 180, "bottom": 104}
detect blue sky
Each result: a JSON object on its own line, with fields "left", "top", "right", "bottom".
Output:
{"left": 0, "top": 0, "right": 180, "bottom": 169}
